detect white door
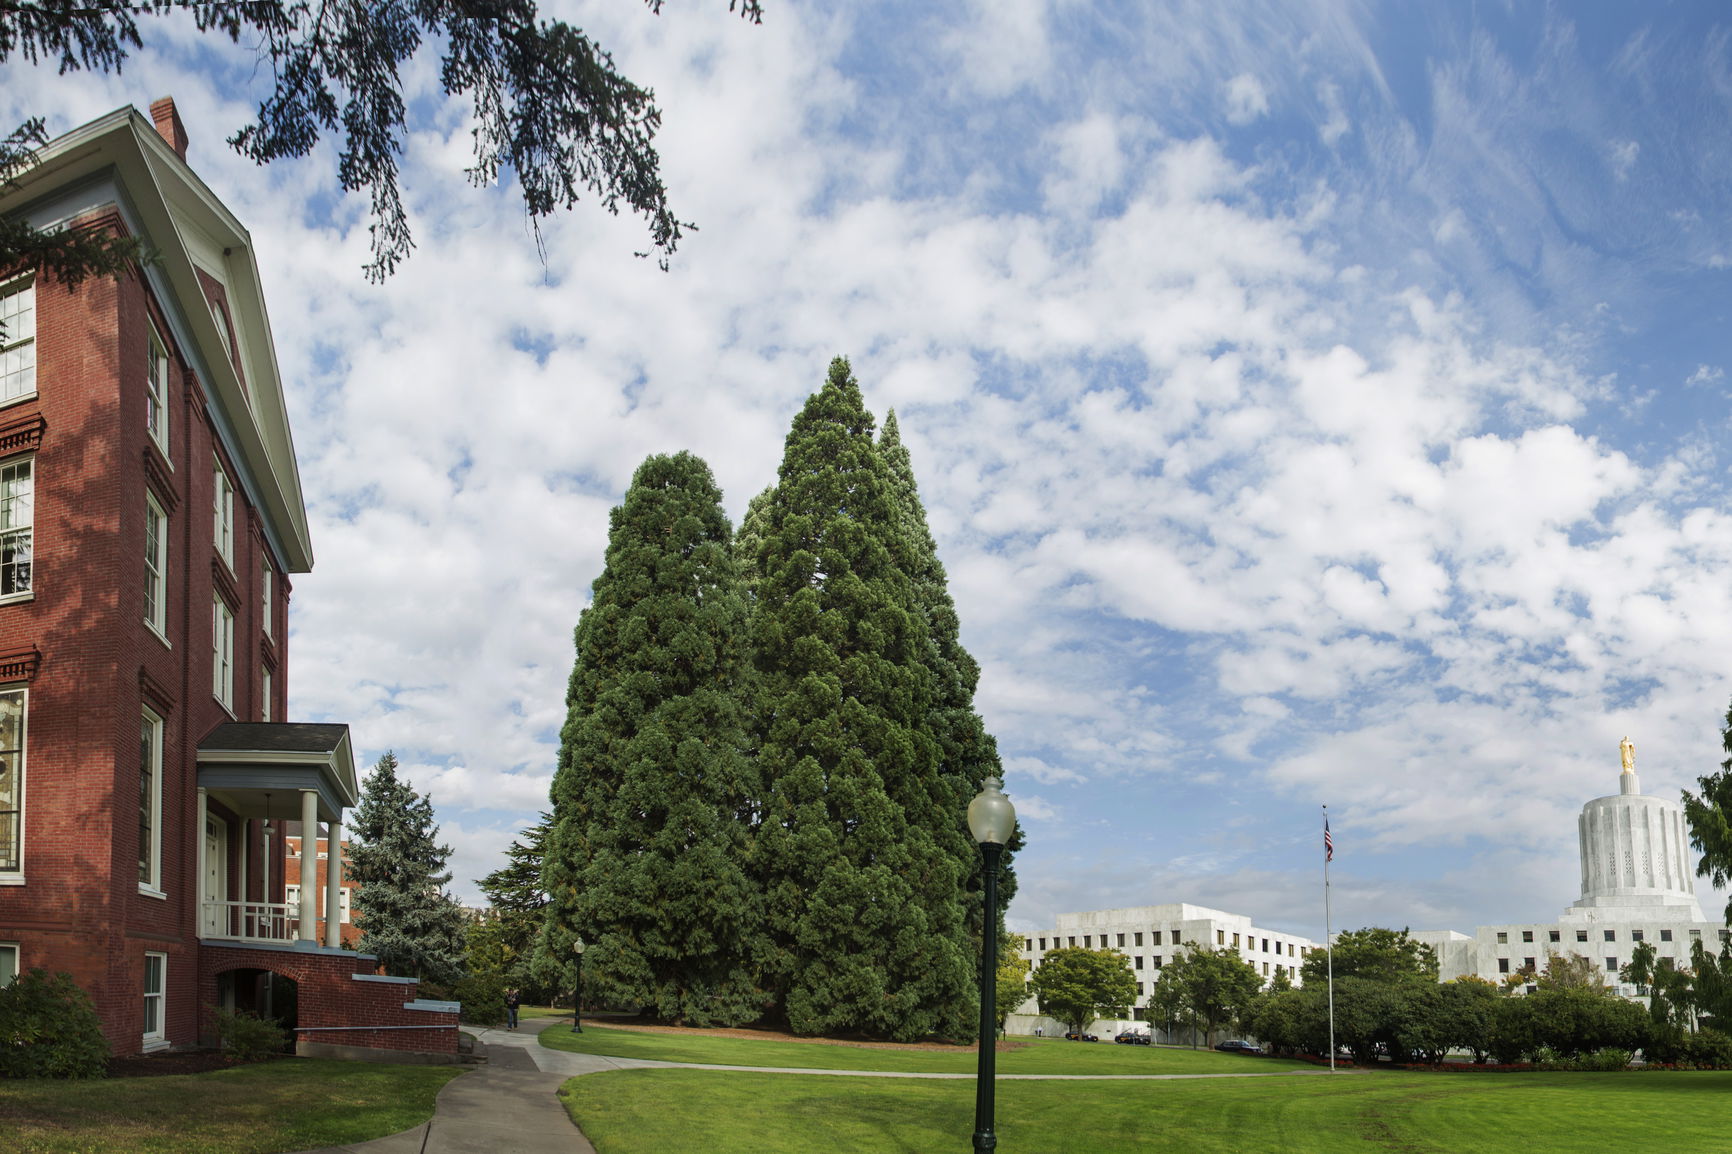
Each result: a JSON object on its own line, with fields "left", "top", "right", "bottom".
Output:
{"left": 203, "top": 817, "right": 227, "bottom": 935}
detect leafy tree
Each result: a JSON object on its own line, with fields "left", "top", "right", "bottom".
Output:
{"left": 748, "top": 359, "right": 976, "bottom": 1041}
{"left": 1434, "top": 977, "right": 1498, "bottom": 1063}
{"left": 1240, "top": 984, "right": 1326, "bottom": 1057}
{"left": 995, "top": 935, "right": 1030, "bottom": 1033}
{"left": 349, "top": 751, "right": 468, "bottom": 985}
{"left": 1537, "top": 951, "right": 1606, "bottom": 992}
{"left": 0, "top": 0, "right": 763, "bottom": 283}
{"left": 1684, "top": 695, "right": 1732, "bottom": 925}
{"left": 1029, "top": 948, "right": 1136, "bottom": 1035}
{"left": 545, "top": 451, "right": 765, "bottom": 1026}
{"left": 1302, "top": 927, "right": 1438, "bottom": 986}
{"left": 1620, "top": 941, "right": 1658, "bottom": 996}
{"left": 1158, "top": 945, "right": 1264, "bottom": 1047}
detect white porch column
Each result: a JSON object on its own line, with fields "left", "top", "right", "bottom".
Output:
{"left": 323, "top": 810, "right": 344, "bottom": 948}
{"left": 196, "top": 788, "right": 209, "bottom": 936}
{"left": 298, "top": 790, "right": 319, "bottom": 942}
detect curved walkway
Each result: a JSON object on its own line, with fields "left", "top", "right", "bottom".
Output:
{"left": 304, "top": 1019, "right": 1346, "bottom": 1153}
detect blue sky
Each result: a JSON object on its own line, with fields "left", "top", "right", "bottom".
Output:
{"left": 9, "top": 1, "right": 1732, "bottom": 941}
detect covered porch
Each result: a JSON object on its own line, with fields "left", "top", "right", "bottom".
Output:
{"left": 196, "top": 723, "right": 358, "bottom": 948}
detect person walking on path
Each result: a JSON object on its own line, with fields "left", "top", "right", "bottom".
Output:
{"left": 504, "top": 988, "right": 520, "bottom": 1030}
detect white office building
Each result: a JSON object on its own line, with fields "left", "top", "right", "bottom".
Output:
{"left": 1009, "top": 902, "right": 1317, "bottom": 1038}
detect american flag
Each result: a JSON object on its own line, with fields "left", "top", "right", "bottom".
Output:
{"left": 1324, "top": 819, "right": 1333, "bottom": 862}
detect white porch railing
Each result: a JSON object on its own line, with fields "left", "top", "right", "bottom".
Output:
{"left": 202, "top": 900, "right": 301, "bottom": 943}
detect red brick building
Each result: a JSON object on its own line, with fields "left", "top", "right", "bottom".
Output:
{"left": 284, "top": 834, "right": 361, "bottom": 948}
{"left": 0, "top": 101, "right": 456, "bottom": 1059}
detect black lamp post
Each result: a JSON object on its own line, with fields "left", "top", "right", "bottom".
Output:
{"left": 570, "top": 937, "right": 586, "bottom": 1033}
{"left": 968, "top": 776, "right": 1017, "bottom": 1153}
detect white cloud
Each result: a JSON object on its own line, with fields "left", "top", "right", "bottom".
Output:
{"left": 1224, "top": 73, "right": 1271, "bottom": 125}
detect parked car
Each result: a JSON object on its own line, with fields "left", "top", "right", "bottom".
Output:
{"left": 1114, "top": 1031, "right": 1152, "bottom": 1045}
{"left": 1213, "top": 1040, "right": 1264, "bottom": 1055}
{"left": 1064, "top": 1031, "right": 1100, "bottom": 1042}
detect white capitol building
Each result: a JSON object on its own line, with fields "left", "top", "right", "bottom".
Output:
{"left": 1012, "top": 739, "right": 1725, "bottom": 1037}
{"left": 1415, "top": 738, "right": 1728, "bottom": 994}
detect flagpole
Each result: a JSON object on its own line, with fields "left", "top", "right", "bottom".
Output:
{"left": 1324, "top": 805, "right": 1335, "bottom": 1073}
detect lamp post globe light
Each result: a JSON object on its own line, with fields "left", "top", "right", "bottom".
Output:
{"left": 968, "top": 776, "right": 1016, "bottom": 1153}
{"left": 571, "top": 937, "right": 586, "bottom": 1034}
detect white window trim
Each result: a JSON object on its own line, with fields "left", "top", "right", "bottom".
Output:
{"left": 0, "top": 686, "right": 23, "bottom": 883}
{"left": 212, "top": 461, "right": 234, "bottom": 572}
{"left": 144, "top": 492, "right": 169, "bottom": 641}
{"left": 0, "top": 454, "right": 33, "bottom": 604}
{"left": 260, "top": 665, "right": 272, "bottom": 723}
{"left": 143, "top": 952, "right": 167, "bottom": 1050}
{"left": 0, "top": 275, "right": 36, "bottom": 408}
{"left": 261, "top": 559, "right": 274, "bottom": 640}
{"left": 138, "top": 708, "right": 165, "bottom": 897}
{"left": 212, "top": 595, "right": 235, "bottom": 713}
{"left": 0, "top": 941, "right": 18, "bottom": 987}
{"left": 146, "top": 325, "right": 171, "bottom": 456}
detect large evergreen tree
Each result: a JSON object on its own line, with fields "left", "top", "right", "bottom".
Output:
{"left": 476, "top": 816, "right": 555, "bottom": 998}
{"left": 748, "top": 357, "right": 977, "bottom": 1041}
{"left": 544, "top": 451, "right": 765, "bottom": 1026}
{"left": 349, "top": 751, "right": 468, "bottom": 985}
{"left": 878, "top": 410, "right": 1020, "bottom": 952}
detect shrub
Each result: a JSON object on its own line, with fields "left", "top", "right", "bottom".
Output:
{"left": 210, "top": 1008, "right": 287, "bottom": 1062}
{"left": 0, "top": 969, "right": 109, "bottom": 1079}
{"left": 454, "top": 971, "right": 505, "bottom": 1027}
{"left": 1584, "top": 1047, "right": 1631, "bottom": 1071}
{"left": 1682, "top": 1028, "right": 1732, "bottom": 1069}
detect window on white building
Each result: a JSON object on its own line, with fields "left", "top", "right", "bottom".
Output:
{"left": 1632, "top": 929, "right": 1644, "bottom": 942}
{"left": 144, "top": 493, "right": 168, "bottom": 636}
{"left": 0, "top": 276, "right": 35, "bottom": 403}
{"left": 1605, "top": 957, "right": 1618, "bottom": 972}
{"left": 146, "top": 326, "right": 170, "bottom": 451}
{"left": 143, "top": 953, "right": 166, "bottom": 1048}
{"left": 212, "top": 596, "right": 234, "bottom": 710}
{"left": 1, "top": 456, "right": 32, "bottom": 599}
{"left": 1661, "top": 929, "right": 1673, "bottom": 942}
{"left": 138, "top": 709, "right": 163, "bottom": 893}
{"left": 212, "top": 462, "right": 234, "bottom": 570}
{"left": 0, "top": 688, "right": 22, "bottom": 876}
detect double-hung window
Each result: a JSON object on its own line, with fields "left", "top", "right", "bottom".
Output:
{"left": 0, "top": 942, "right": 18, "bottom": 987}
{"left": 261, "top": 559, "right": 273, "bottom": 639}
{"left": 138, "top": 709, "right": 164, "bottom": 893}
{"left": 260, "top": 666, "right": 272, "bottom": 722}
{"left": 143, "top": 953, "right": 166, "bottom": 1048}
{"left": 212, "top": 596, "right": 234, "bottom": 711}
{"left": 0, "top": 277, "right": 34, "bottom": 404}
{"left": 212, "top": 463, "right": 234, "bottom": 571}
{"left": 144, "top": 494, "right": 168, "bottom": 636}
{"left": 0, "top": 688, "right": 22, "bottom": 876}
{"left": 146, "top": 327, "right": 170, "bottom": 451}
{"left": 0, "top": 457, "right": 31, "bottom": 599}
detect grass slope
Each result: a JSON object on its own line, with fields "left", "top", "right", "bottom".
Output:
{"left": 540, "top": 1026, "right": 1309, "bottom": 1074}
{"left": 0, "top": 1058, "right": 463, "bottom": 1154}
{"left": 560, "top": 1067, "right": 1732, "bottom": 1154}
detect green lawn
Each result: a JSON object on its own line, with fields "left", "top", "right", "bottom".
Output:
{"left": 0, "top": 1058, "right": 463, "bottom": 1153}
{"left": 540, "top": 1025, "right": 1313, "bottom": 1075}
{"left": 559, "top": 1067, "right": 1732, "bottom": 1154}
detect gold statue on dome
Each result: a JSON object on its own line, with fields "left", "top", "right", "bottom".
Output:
{"left": 1620, "top": 736, "right": 1635, "bottom": 773}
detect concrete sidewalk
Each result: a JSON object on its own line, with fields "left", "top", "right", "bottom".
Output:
{"left": 301, "top": 1019, "right": 600, "bottom": 1154}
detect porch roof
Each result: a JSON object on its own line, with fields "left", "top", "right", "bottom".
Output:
{"left": 197, "top": 723, "right": 359, "bottom": 820}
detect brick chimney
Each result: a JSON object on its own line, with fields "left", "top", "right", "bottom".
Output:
{"left": 149, "top": 97, "right": 188, "bottom": 162}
